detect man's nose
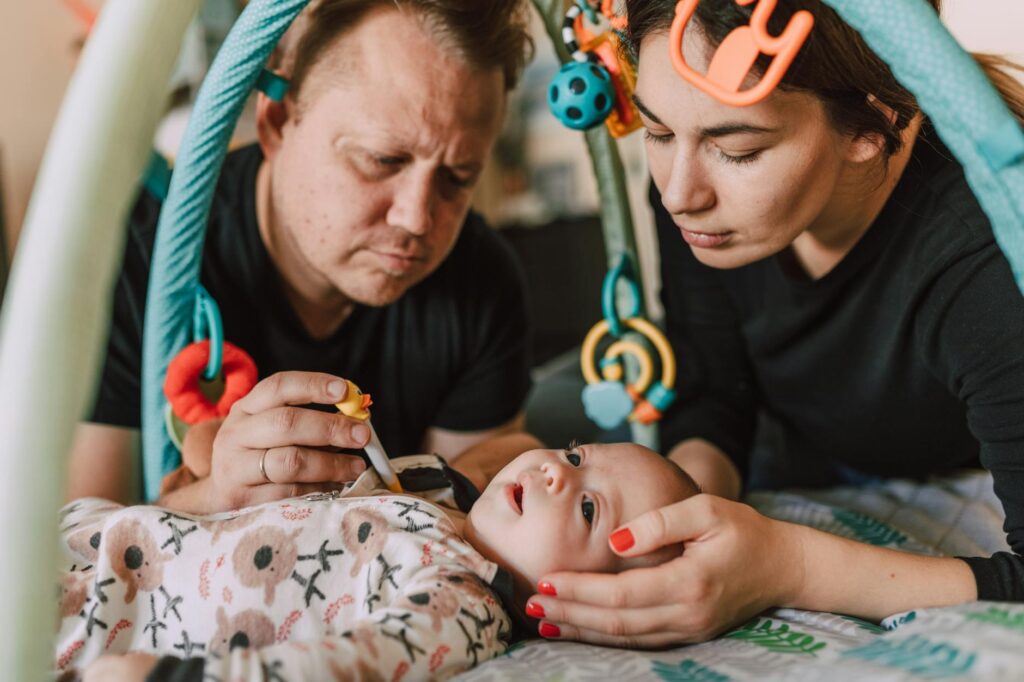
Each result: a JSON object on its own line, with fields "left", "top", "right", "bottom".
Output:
{"left": 540, "top": 461, "right": 568, "bottom": 494}
{"left": 386, "top": 170, "right": 434, "bottom": 236}
{"left": 661, "top": 151, "right": 716, "bottom": 216}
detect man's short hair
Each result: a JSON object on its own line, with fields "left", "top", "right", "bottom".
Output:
{"left": 270, "top": 0, "right": 534, "bottom": 96}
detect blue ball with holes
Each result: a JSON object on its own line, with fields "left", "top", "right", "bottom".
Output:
{"left": 548, "top": 61, "right": 615, "bottom": 131}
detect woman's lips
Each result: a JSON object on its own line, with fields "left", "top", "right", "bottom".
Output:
{"left": 679, "top": 226, "right": 733, "bottom": 249}
{"left": 506, "top": 483, "right": 523, "bottom": 515}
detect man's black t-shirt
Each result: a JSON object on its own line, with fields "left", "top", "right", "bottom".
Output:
{"left": 655, "top": 124, "right": 1024, "bottom": 601}
{"left": 90, "top": 144, "right": 531, "bottom": 459}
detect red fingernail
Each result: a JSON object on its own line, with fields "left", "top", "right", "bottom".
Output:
{"left": 538, "top": 581, "right": 557, "bottom": 596}
{"left": 539, "top": 622, "right": 561, "bottom": 638}
{"left": 610, "top": 528, "right": 635, "bottom": 552}
{"left": 525, "top": 602, "right": 545, "bottom": 618}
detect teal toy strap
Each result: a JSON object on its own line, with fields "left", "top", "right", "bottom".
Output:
{"left": 192, "top": 285, "right": 223, "bottom": 381}
{"left": 142, "top": 150, "right": 172, "bottom": 202}
{"left": 255, "top": 68, "right": 290, "bottom": 102}
{"left": 601, "top": 254, "right": 642, "bottom": 337}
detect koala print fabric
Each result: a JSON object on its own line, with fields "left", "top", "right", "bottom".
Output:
{"left": 55, "top": 456, "right": 511, "bottom": 681}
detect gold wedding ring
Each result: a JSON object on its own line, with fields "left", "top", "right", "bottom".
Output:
{"left": 259, "top": 450, "right": 272, "bottom": 484}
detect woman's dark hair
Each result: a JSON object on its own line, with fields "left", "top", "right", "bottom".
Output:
{"left": 271, "top": 0, "right": 534, "bottom": 97}
{"left": 625, "top": 0, "right": 1024, "bottom": 158}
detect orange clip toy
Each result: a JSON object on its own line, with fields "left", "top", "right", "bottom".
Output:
{"left": 336, "top": 380, "right": 403, "bottom": 493}
{"left": 573, "top": 5, "right": 643, "bottom": 138}
{"left": 669, "top": 0, "right": 814, "bottom": 107}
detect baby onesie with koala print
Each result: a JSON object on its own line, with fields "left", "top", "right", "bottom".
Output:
{"left": 55, "top": 455, "right": 513, "bottom": 681}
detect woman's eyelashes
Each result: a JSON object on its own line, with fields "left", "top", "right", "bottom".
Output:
{"left": 716, "top": 148, "right": 763, "bottom": 165}
{"left": 644, "top": 129, "right": 763, "bottom": 166}
{"left": 643, "top": 129, "right": 674, "bottom": 146}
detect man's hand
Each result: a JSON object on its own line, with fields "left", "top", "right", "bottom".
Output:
{"left": 523, "top": 494, "right": 804, "bottom": 647}
{"left": 161, "top": 372, "right": 370, "bottom": 513}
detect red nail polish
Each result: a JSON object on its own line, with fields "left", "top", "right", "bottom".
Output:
{"left": 525, "top": 601, "right": 545, "bottom": 619}
{"left": 539, "top": 622, "right": 561, "bottom": 638}
{"left": 610, "top": 527, "right": 635, "bottom": 552}
{"left": 538, "top": 581, "right": 557, "bottom": 596}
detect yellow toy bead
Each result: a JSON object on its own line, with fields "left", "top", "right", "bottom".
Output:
{"left": 603, "top": 363, "right": 624, "bottom": 381}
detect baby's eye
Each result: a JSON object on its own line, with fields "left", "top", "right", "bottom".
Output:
{"left": 581, "top": 496, "right": 595, "bottom": 526}
{"left": 565, "top": 451, "right": 581, "bottom": 467}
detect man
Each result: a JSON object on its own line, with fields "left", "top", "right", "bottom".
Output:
{"left": 67, "top": 0, "right": 539, "bottom": 514}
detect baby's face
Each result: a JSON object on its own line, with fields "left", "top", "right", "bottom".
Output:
{"left": 464, "top": 443, "right": 697, "bottom": 590}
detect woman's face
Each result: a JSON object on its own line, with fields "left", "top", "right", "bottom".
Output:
{"left": 636, "top": 28, "right": 865, "bottom": 269}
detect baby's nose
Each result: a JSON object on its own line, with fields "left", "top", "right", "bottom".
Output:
{"left": 540, "top": 461, "right": 567, "bottom": 494}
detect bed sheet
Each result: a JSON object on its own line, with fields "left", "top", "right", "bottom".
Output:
{"left": 457, "top": 470, "right": 1023, "bottom": 681}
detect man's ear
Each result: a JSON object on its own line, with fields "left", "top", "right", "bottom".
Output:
{"left": 255, "top": 92, "right": 293, "bottom": 161}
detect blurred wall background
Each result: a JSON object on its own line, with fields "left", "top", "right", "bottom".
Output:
{"left": 1, "top": 0, "right": 1021, "bottom": 285}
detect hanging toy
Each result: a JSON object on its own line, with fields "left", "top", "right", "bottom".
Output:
{"left": 669, "top": 0, "right": 814, "bottom": 107}
{"left": 548, "top": 61, "right": 616, "bottom": 130}
{"left": 580, "top": 258, "right": 677, "bottom": 430}
{"left": 547, "top": 0, "right": 643, "bottom": 137}
{"left": 163, "top": 287, "right": 257, "bottom": 446}
{"left": 335, "top": 380, "right": 403, "bottom": 494}
{"left": 163, "top": 340, "right": 257, "bottom": 424}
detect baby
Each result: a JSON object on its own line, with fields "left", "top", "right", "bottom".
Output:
{"left": 55, "top": 442, "right": 698, "bottom": 681}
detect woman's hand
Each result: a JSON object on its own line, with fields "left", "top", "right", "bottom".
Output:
{"left": 81, "top": 652, "right": 158, "bottom": 682}
{"left": 175, "top": 372, "right": 371, "bottom": 513}
{"left": 525, "top": 494, "right": 806, "bottom": 647}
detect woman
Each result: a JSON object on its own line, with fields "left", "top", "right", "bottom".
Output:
{"left": 524, "top": 0, "right": 1024, "bottom": 646}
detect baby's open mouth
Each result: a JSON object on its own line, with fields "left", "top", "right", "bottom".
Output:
{"left": 506, "top": 483, "right": 524, "bottom": 515}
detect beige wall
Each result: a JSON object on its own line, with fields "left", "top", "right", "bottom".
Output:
{"left": 944, "top": 0, "right": 1024, "bottom": 57}
{"left": 0, "top": 1, "right": 100, "bottom": 253}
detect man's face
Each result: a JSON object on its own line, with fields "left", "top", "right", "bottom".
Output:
{"left": 464, "top": 443, "right": 694, "bottom": 589}
{"left": 262, "top": 7, "right": 506, "bottom": 306}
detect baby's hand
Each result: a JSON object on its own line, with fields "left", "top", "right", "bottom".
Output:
{"left": 81, "top": 652, "right": 159, "bottom": 682}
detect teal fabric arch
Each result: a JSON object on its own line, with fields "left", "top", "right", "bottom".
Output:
{"left": 140, "top": 0, "right": 1024, "bottom": 499}
{"left": 821, "top": 0, "right": 1024, "bottom": 290}
{"left": 141, "top": 0, "right": 310, "bottom": 500}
